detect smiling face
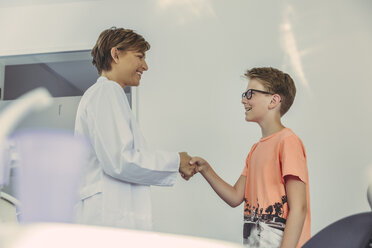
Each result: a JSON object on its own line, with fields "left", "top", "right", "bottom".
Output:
{"left": 241, "top": 79, "right": 273, "bottom": 123}
{"left": 116, "top": 50, "right": 148, "bottom": 87}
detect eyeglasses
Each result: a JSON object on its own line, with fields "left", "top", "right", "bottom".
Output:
{"left": 242, "top": 89, "right": 273, "bottom": 100}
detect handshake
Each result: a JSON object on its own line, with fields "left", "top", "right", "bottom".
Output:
{"left": 178, "top": 152, "right": 207, "bottom": 180}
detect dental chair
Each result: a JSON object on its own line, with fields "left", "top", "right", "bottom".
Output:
{"left": 303, "top": 184, "right": 372, "bottom": 248}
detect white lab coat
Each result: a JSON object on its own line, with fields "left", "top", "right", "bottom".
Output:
{"left": 74, "top": 76, "right": 179, "bottom": 230}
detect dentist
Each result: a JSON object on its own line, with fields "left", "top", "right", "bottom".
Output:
{"left": 74, "top": 27, "right": 195, "bottom": 230}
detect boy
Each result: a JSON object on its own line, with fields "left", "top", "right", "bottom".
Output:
{"left": 190, "top": 67, "right": 310, "bottom": 247}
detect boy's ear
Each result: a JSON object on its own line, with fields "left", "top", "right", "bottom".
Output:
{"left": 110, "top": 47, "right": 120, "bottom": 63}
{"left": 268, "top": 94, "right": 281, "bottom": 110}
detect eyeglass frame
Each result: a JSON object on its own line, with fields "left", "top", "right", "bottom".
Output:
{"left": 242, "top": 89, "right": 274, "bottom": 100}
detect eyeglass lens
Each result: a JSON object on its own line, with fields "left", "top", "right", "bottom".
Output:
{"left": 242, "top": 90, "right": 252, "bottom": 100}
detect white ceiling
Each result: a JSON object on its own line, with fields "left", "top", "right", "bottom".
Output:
{"left": 0, "top": 0, "right": 100, "bottom": 8}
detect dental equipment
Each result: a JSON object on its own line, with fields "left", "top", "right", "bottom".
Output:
{"left": 0, "top": 88, "right": 53, "bottom": 187}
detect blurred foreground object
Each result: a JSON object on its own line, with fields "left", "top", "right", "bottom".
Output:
{"left": 0, "top": 88, "right": 53, "bottom": 223}
{"left": 303, "top": 212, "right": 372, "bottom": 248}
{"left": 368, "top": 182, "right": 372, "bottom": 210}
{"left": 0, "top": 192, "right": 20, "bottom": 222}
{"left": 303, "top": 182, "right": 372, "bottom": 248}
{"left": 12, "top": 130, "right": 88, "bottom": 223}
{"left": 0, "top": 88, "right": 52, "bottom": 187}
{"left": 0, "top": 87, "right": 89, "bottom": 224}
{"left": 0, "top": 223, "right": 243, "bottom": 248}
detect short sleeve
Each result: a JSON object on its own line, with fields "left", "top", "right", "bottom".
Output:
{"left": 242, "top": 155, "right": 249, "bottom": 176}
{"left": 242, "top": 143, "right": 258, "bottom": 176}
{"left": 279, "top": 135, "right": 308, "bottom": 184}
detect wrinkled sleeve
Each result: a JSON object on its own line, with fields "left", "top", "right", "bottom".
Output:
{"left": 88, "top": 83, "right": 179, "bottom": 186}
{"left": 279, "top": 135, "right": 308, "bottom": 184}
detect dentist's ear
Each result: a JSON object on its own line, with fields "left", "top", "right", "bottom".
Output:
{"left": 110, "top": 47, "right": 120, "bottom": 63}
{"left": 269, "top": 94, "right": 281, "bottom": 109}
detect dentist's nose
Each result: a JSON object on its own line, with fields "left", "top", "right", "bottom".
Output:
{"left": 143, "top": 60, "right": 148, "bottom": 71}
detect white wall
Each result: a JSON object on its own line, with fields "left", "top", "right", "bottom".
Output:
{"left": 1, "top": 0, "right": 372, "bottom": 244}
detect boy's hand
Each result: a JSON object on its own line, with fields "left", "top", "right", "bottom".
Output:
{"left": 189, "top": 156, "right": 210, "bottom": 173}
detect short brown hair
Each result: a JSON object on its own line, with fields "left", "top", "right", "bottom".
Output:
{"left": 245, "top": 67, "right": 296, "bottom": 116}
{"left": 91, "top": 27, "right": 150, "bottom": 74}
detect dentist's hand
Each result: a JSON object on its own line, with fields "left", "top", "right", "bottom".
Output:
{"left": 179, "top": 152, "right": 196, "bottom": 180}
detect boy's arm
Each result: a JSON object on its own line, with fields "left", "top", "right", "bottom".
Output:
{"left": 190, "top": 157, "right": 246, "bottom": 207}
{"left": 280, "top": 175, "right": 307, "bottom": 248}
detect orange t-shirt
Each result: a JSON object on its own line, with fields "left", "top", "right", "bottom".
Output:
{"left": 242, "top": 128, "right": 311, "bottom": 247}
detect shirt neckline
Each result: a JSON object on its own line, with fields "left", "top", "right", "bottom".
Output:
{"left": 259, "top": 127, "right": 289, "bottom": 142}
{"left": 98, "top": 76, "right": 122, "bottom": 88}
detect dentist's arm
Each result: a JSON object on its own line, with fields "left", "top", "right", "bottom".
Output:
{"left": 190, "top": 157, "right": 246, "bottom": 207}
{"left": 83, "top": 82, "right": 180, "bottom": 186}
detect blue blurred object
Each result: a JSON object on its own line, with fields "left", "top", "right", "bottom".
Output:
{"left": 303, "top": 212, "right": 372, "bottom": 248}
{"left": 0, "top": 88, "right": 52, "bottom": 187}
{"left": 12, "top": 129, "right": 88, "bottom": 223}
